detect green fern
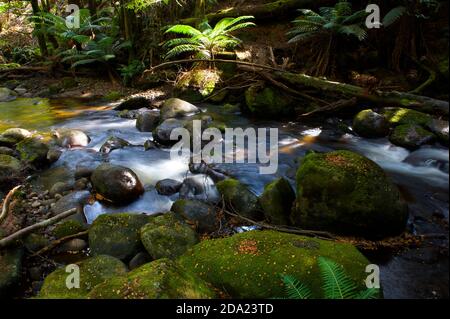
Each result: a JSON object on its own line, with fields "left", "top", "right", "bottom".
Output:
{"left": 163, "top": 16, "right": 255, "bottom": 60}
{"left": 281, "top": 257, "right": 380, "bottom": 299}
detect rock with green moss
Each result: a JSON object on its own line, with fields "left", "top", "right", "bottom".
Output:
{"left": 88, "top": 258, "right": 215, "bottom": 299}
{"left": 38, "top": 255, "right": 127, "bottom": 299}
{"left": 0, "top": 154, "right": 21, "bottom": 182}
{"left": 389, "top": 124, "right": 435, "bottom": 149}
{"left": 89, "top": 213, "right": 152, "bottom": 260}
{"left": 0, "top": 248, "right": 24, "bottom": 297}
{"left": 171, "top": 199, "right": 218, "bottom": 233}
{"left": 352, "top": 109, "right": 390, "bottom": 138}
{"left": 160, "top": 98, "right": 200, "bottom": 120}
{"left": 179, "top": 230, "right": 371, "bottom": 298}
{"left": 245, "top": 85, "right": 294, "bottom": 118}
{"left": 259, "top": 177, "right": 295, "bottom": 225}
{"left": 52, "top": 220, "right": 86, "bottom": 239}
{"left": 15, "top": 137, "right": 49, "bottom": 167}
{"left": 382, "top": 107, "right": 432, "bottom": 127}
{"left": 291, "top": 150, "right": 408, "bottom": 239}
{"left": 216, "top": 178, "right": 263, "bottom": 220}
{"left": 175, "top": 68, "right": 221, "bottom": 102}
{"left": 1, "top": 128, "right": 32, "bottom": 142}
{"left": 140, "top": 213, "right": 199, "bottom": 260}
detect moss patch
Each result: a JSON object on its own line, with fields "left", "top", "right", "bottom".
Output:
{"left": 52, "top": 220, "right": 86, "bottom": 239}
{"left": 382, "top": 108, "right": 432, "bottom": 127}
{"left": 245, "top": 85, "right": 294, "bottom": 118}
{"left": 259, "top": 177, "right": 295, "bottom": 225}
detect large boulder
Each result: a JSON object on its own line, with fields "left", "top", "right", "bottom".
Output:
{"left": 171, "top": 199, "right": 218, "bottom": 233}
{"left": 53, "top": 129, "right": 90, "bottom": 148}
{"left": 382, "top": 107, "right": 432, "bottom": 127}
{"left": 89, "top": 213, "right": 152, "bottom": 260}
{"left": 115, "top": 97, "right": 150, "bottom": 111}
{"left": 135, "top": 110, "right": 160, "bottom": 132}
{"left": 99, "top": 136, "right": 130, "bottom": 154}
{"left": 140, "top": 213, "right": 198, "bottom": 260}
{"left": 179, "top": 230, "right": 371, "bottom": 299}
{"left": 259, "top": 177, "right": 295, "bottom": 225}
{"left": 88, "top": 258, "right": 215, "bottom": 299}
{"left": 0, "top": 248, "right": 23, "bottom": 297}
{"left": 389, "top": 124, "right": 435, "bottom": 149}
{"left": 0, "top": 87, "right": 17, "bottom": 102}
{"left": 160, "top": 98, "right": 199, "bottom": 120}
{"left": 38, "top": 255, "right": 127, "bottom": 298}
{"left": 352, "top": 109, "right": 390, "bottom": 137}
{"left": 15, "top": 138, "right": 49, "bottom": 167}
{"left": 245, "top": 85, "right": 294, "bottom": 118}
{"left": 291, "top": 150, "right": 408, "bottom": 239}
{"left": 91, "top": 164, "right": 144, "bottom": 204}
{"left": 153, "top": 118, "right": 186, "bottom": 145}
{"left": 216, "top": 178, "right": 263, "bottom": 220}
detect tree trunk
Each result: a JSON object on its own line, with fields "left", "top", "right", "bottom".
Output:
{"left": 30, "top": 0, "right": 48, "bottom": 57}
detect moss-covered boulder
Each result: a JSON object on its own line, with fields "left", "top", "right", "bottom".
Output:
{"left": 352, "top": 109, "right": 390, "bottom": 137}
{"left": 259, "top": 177, "right": 295, "bottom": 225}
{"left": 216, "top": 178, "right": 263, "bottom": 220}
{"left": 291, "top": 150, "right": 408, "bottom": 239}
{"left": 89, "top": 213, "right": 152, "bottom": 260}
{"left": 245, "top": 85, "right": 294, "bottom": 118}
{"left": 0, "top": 248, "right": 24, "bottom": 297}
{"left": 1, "top": 128, "right": 32, "bottom": 143}
{"left": 0, "top": 154, "right": 21, "bottom": 181}
{"left": 88, "top": 258, "right": 215, "bottom": 299}
{"left": 15, "top": 137, "right": 49, "bottom": 167}
{"left": 175, "top": 68, "right": 221, "bottom": 102}
{"left": 389, "top": 124, "right": 435, "bottom": 149}
{"left": 171, "top": 199, "right": 218, "bottom": 233}
{"left": 52, "top": 220, "right": 86, "bottom": 239}
{"left": 382, "top": 107, "right": 432, "bottom": 127}
{"left": 179, "top": 230, "right": 370, "bottom": 298}
{"left": 140, "top": 213, "right": 198, "bottom": 260}
{"left": 91, "top": 164, "right": 144, "bottom": 204}
{"left": 38, "top": 255, "right": 127, "bottom": 299}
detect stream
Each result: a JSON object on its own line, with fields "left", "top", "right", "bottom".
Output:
{"left": 1, "top": 97, "right": 448, "bottom": 299}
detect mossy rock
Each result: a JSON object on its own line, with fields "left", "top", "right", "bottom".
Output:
{"left": 175, "top": 68, "right": 221, "bottom": 102}
{"left": 389, "top": 124, "right": 435, "bottom": 150}
{"left": 171, "top": 199, "right": 219, "bottom": 233}
{"left": 292, "top": 150, "right": 408, "bottom": 239}
{"left": 216, "top": 178, "right": 263, "bottom": 220}
{"left": 1, "top": 128, "right": 32, "bottom": 142}
{"left": 0, "top": 154, "right": 21, "bottom": 173}
{"left": 259, "top": 177, "right": 295, "bottom": 225}
{"left": 38, "top": 255, "right": 127, "bottom": 299}
{"left": 88, "top": 258, "right": 215, "bottom": 299}
{"left": 15, "top": 137, "right": 49, "bottom": 167}
{"left": 23, "top": 233, "right": 50, "bottom": 252}
{"left": 352, "top": 109, "right": 390, "bottom": 138}
{"left": 245, "top": 85, "right": 294, "bottom": 118}
{"left": 52, "top": 220, "right": 86, "bottom": 239}
{"left": 382, "top": 107, "right": 432, "bottom": 127}
{"left": 140, "top": 213, "right": 199, "bottom": 260}
{"left": 178, "top": 230, "right": 371, "bottom": 299}
{"left": 0, "top": 248, "right": 24, "bottom": 298}
{"left": 89, "top": 213, "right": 152, "bottom": 261}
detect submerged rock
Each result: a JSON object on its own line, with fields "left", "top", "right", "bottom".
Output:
{"left": 171, "top": 199, "right": 219, "bottom": 233}
{"left": 88, "top": 258, "right": 215, "bottom": 299}
{"left": 155, "top": 178, "right": 182, "bottom": 195}
{"left": 99, "top": 136, "right": 130, "bottom": 154}
{"left": 179, "top": 230, "right": 371, "bottom": 298}
{"left": 91, "top": 164, "right": 144, "bottom": 204}
{"left": 53, "top": 129, "right": 90, "bottom": 148}
{"left": 352, "top": 109, "right": 390, "bottom": 137}
{"left": 140, "top": 213, "right": 199, "bottom": 260}
{"left": 389, "top": 124, "right": 435, "bottom": 149}
{"left": 136, "top": 110, "right": 160, "bottom": 132}
{"left": 291, "top": 150, "right": 408, "bottom": 239}
{"left": 160, "top": 98, "right": 199, "bottom": 120}
{"left": 89, "top": 213, "right": 152, "bottom": 260}
{"left": 216, "top": 178, "right": 263, "bottom": 220}
{"left": 259, "top": 177, "right": 295, "bottom": 225}
{"left": 38, "top": 255, "right": 127, "bottom": 298}
{"left": 115, "top": 97, "right": 150, "bottom": 111}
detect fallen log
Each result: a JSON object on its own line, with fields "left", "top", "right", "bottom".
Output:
{"left": 179, "top": 0, "right": 334, "bottom": 25}
{"left": 0, "top": 185, "right": 22, "bottom": 225}
{"left": 0, "top": 208, "right": 77, "bottom": 249}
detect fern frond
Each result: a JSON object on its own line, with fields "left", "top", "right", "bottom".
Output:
{"left": 281, "top": 275, "right": 312, "bottom": 299}
{"left": 354, "top": 288, "right": 380, "bottom": 299}
{"left": 339, "top": 25, "right": 367, "bottom": 41}
{"left": 164, "top": 44, "right": 199, "bottom": 60}
{"left": 382, "top": 6, "right": 407, "bottom": 27}
{"left": 318, "top": 257, "right": 357, "bottom": 299}
{"left": 165, "top": 24, "right": 202, "bottom": 37}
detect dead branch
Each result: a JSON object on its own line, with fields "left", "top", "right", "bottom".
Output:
{"left": 0, "top": 185, "right": 22, "bottom": 225}
{"left": 298, "top": 97, "right": 358, "bottom": 117}
{"left": 0, "top": 208, "right": 77, "bottom": 249}
{"left": 30, "top": 230, "right": 89, "bottom": 257}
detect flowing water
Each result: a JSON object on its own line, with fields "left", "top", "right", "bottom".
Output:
{"left": 1, "top": 97, "right": 448, "bottom": 298}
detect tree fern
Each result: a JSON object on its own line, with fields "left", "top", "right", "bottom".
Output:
{"left": 382, "top": 6, "right": 407, "bottom": 27}
{"left": 281, "top": 275, "right": 312, "bottom": 299}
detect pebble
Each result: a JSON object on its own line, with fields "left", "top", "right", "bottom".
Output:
{"left": 31, "top": 201, "right": 41, "bottom": 208}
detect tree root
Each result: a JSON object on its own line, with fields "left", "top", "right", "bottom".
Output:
{"left": 0, "top": 185, "right": 22, "bottom": 226}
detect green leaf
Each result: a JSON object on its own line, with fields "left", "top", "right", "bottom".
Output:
{"left": 318, "top": 257, "right": 357, "bottom": 299}
{"left": 165, "top": 25, "right": 202, "bottom": 37}
{"left": 281, "top": 275, "right": 312, "bottom": 299}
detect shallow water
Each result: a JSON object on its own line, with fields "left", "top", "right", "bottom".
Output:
{"left": 1, "top": 97, "right": 448, "bottom": 298}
